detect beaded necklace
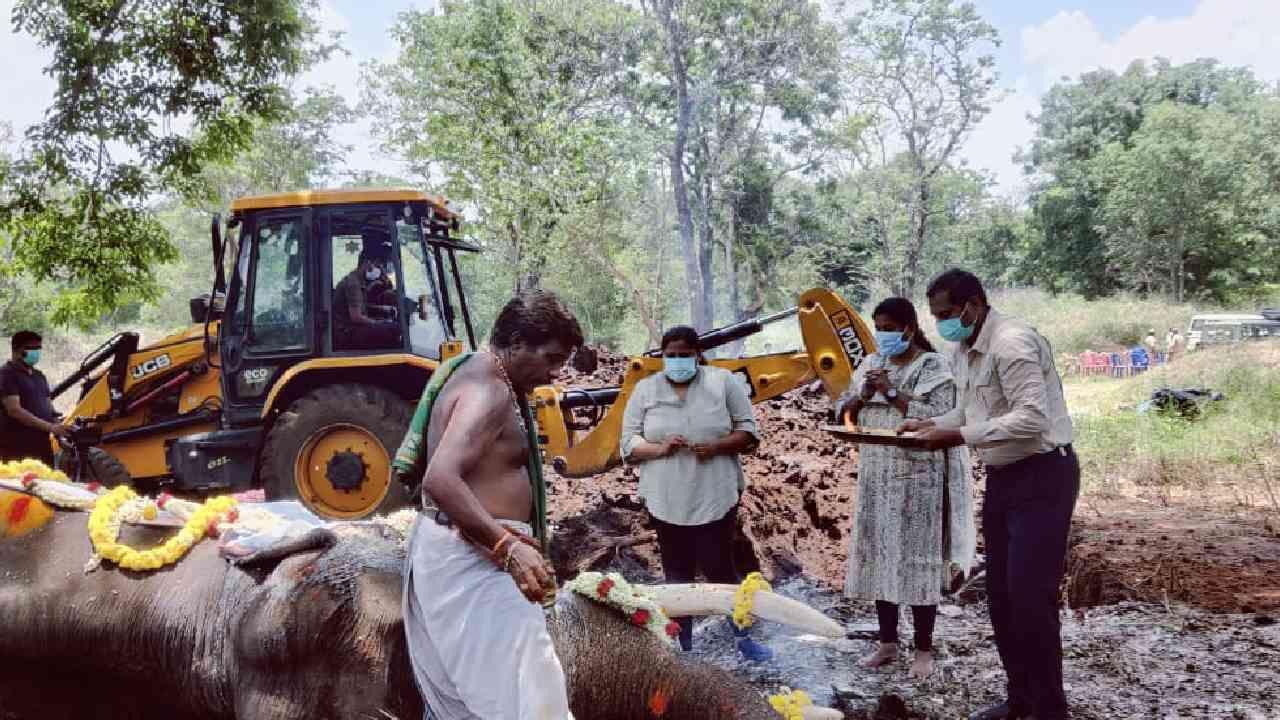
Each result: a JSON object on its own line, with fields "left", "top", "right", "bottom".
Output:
{"left": 487, "top": 350, "right": 528, "bottom": 437}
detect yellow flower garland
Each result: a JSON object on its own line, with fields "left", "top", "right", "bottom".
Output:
{"left": 768, "top": 688, "right": 812, "bottom": 720}
{"left": 88, "top": 486, "right": 237, "bottom": 572}
{"left": 732, "top": 571, "right": 772, "bottom": 629}
{"left": 0, "top": 459, "right": 70, "bottom": 483}
{"left": 0, "top": 459, "right": 99, "bottom": 510}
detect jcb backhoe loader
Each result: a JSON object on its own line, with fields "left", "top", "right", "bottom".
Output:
{"left": 53, "top": 189, "right": 478, "bottom": 519}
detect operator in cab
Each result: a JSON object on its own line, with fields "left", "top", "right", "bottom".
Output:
{"left": 333, "top": 238, "right": 401, "bottom": 351}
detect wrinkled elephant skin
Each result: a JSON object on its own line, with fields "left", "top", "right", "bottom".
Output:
{"left": 0, "top": 500, "right": 776, "bottom": 720}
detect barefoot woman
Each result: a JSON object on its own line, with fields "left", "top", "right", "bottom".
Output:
{"left": 835, "top": 297, "right": 976, "bottom": 679}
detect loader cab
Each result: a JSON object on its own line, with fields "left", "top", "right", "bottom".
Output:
{"left": 216, "top": 190, "right": 478, "bottom": 426}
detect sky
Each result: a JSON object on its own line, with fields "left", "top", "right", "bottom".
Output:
{"left": 2, "top": 0, "right": 1279, "bottom": 195}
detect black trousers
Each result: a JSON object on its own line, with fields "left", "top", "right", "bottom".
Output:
{"left": 651, "top": 505, "right": 740, "bottom": 648}
{"left": 984, "top": 446, "right": 1080, "bottom": 720}
{"left": 876, "top": 601, "right": 937, "bottom": 651}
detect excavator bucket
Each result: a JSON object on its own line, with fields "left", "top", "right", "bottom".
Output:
{"left": 797, "top": 288, "right": 877, "bottom": 401}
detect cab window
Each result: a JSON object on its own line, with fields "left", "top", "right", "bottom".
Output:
{"left": 398, "top": 217, "right": 450, "bottom": 358}
{"left": 246, "top": 217, "right": 307, "bottom": 352}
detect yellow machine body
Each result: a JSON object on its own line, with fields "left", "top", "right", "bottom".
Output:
{"left": 61, "top": 325, "right": 222, "bottom": 479}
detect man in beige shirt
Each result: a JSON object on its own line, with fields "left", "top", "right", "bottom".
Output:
{"left": 899, "top": 269, "right": 1078, "bottom": 720}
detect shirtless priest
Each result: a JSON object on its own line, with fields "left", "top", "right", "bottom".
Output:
{"left": 394, "top": 291, "right": 583, "bottom": 720}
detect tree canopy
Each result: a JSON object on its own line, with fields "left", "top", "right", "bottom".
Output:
{"left": 1, "top": 0, "right": 329, "bottom": 326}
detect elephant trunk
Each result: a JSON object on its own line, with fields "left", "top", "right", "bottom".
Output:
{"left": 551, "top": 594, "right": 778, "bottom": 720}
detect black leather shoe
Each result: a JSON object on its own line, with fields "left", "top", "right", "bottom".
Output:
{"left": 968, "top": 703, "right": 1020, "bottom": 720}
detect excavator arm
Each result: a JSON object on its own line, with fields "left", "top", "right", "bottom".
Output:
{"left": 533, "top": 287, "right": 876, "bottom": 478}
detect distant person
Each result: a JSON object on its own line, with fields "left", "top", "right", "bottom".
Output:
{"left": 833, "top": 298, "right": 975, "bottom": 679}
{"left": 620, "top": 325, "right": 771, "bottom": 661}
{"left": 1168, "top": 329, "right": 1186, "bottom": 361}
{"left": 1143, "top": 329, "right": 1158, "bottom": 354}
{"left": 334, "top": 245, "right": 400, "bottom": 350}
{"left": 899, "top": 269, "right": 1077, "bottom": 720}
{"left": 1165, "top": 327, "right": 1177, "bottom": 355}
{"left": 1, "top": 330, "right": 69, "bottom": 465}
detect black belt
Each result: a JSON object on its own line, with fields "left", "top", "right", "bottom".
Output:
{"left": 988, "top": 444, "right": 1073, "bottom": 473}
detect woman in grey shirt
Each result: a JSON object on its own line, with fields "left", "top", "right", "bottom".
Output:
{"left": 620, "top": 325, "right": 770, "bottom": 660}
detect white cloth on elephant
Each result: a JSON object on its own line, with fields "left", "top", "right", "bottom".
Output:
{"left": 404, "top": 516, "right": 575, "bottom": 720}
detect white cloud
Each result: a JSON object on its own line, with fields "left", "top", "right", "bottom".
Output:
{"left": 1020, "top": 0, "right": 1280, "bottom": 91}
{"left": 969, "top": 0, "right": 1280, "bottom": 194}
{"left": 299, "top": 2, "right": 411, "bottom": 182}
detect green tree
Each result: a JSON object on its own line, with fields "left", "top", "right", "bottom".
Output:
{"left": 1021, "top": 58, "right": 1267, "bottom": 298}
{"left": 183, "top": 87, "right": 357, "bottom": 213}
{"left": 2, "top": 0, "right": 328, "bottom": 325}
{"left": 1094, "top": 101, "right": 1280, "bottom": 303}
{"left": 366, "top": 0, "right": 643, "bottom": 294}
{"left": 635, "top": 0, "right": 841, "bottom": 330}
{"left": 840, "top": 0, "right": 999, "bottom": 298}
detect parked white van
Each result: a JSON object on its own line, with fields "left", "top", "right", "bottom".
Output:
{"left": 1187, "top": 312, "right": 1280, "bottom": 351}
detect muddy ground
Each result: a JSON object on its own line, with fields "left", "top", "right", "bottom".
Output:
{"left": 548, "top": 348, "right": 1280, "bottom": 719}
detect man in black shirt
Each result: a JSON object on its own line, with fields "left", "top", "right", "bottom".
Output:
{"left": 0, "top": 330, "right": 68, "bottom": 465}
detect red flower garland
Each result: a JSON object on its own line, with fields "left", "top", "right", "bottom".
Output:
{"left": 631, "top": 609, "right": 650, "bottom": 626}
{"left": 597, "top": 578, "right": 615, "bottom": 598}
{"left": 665, "top": 620, "right": 681, "bottom": 637}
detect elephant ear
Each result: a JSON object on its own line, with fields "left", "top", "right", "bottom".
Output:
{"left": 226, "top": 527, "right": 340, "bottom": 568}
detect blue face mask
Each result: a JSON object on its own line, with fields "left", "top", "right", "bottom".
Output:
{"left": 937, "top": 305, "right": 976, "bottom": 342}
{"left": 23, "top": 349, "right": 41, "bottom": 367}
{"left": 662, "top": 356, "right": 698, "bottom": 384}
{"left": 874, "top": 330, "right": 911, "bottom": 357}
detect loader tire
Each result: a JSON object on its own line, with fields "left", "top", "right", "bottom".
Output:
{"left": 260, "top": 383, "right": 414, "bottom": 520}
{"left": 58, "top": 447, "right": 132, "bottom": 489}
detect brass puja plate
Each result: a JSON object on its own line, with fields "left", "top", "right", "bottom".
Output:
{"left": 820, "top": 424, "right": 927, "bottom": 448}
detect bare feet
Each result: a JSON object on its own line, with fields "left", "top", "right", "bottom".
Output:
{"left": 860, "top": 642, "right": 898, "bottom": 668}
{"left": 909, "top": 649, "right": 934, "bottom": 679}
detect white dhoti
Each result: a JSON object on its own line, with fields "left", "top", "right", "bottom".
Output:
{"left": 403, "top": 516, "right": 575, "bottom": 720}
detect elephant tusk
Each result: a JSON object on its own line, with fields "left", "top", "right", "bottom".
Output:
{"left": 802, "top": 707, "right": 844, "bottom": 719}
{"left": 640, "top": 583, "right": 844, "bottom": 638}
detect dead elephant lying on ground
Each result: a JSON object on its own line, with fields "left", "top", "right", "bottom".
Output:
{"left": 0, "top": 494, "right": 785, "bottom": 720}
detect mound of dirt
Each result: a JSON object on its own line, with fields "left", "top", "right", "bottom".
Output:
{"left": 1066, "top": 499, "right": 1280, "bottom": 613}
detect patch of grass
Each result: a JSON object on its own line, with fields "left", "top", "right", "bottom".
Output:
{"left": 994, "top": 288, "right": 1197, "bottom": 355}
{"left": 1069, "top": 344, "right": 1280, "bottom": 506}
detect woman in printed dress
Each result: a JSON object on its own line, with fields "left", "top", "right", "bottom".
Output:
{"left": 835, "top": 297, "right": 976, "bottom": 679}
